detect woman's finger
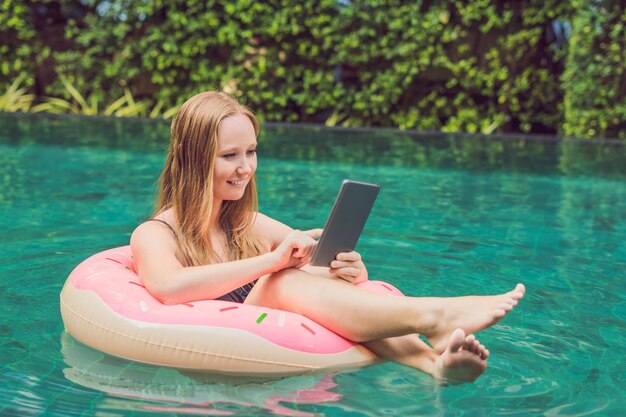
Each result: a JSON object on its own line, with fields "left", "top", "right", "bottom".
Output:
{"left": 330, "top": 260, "right": 356, "bottom": 269}
{"left": 331, "top": 266, "right": 361, "bottom": 278}
{"left": 329, "top": 269, "right": 356, "bottom": 282}
{"left": 302, "top": 241, "right": 316, "bottom": 260}
{"left": 291, "top": 238, "right": 308, "bottom": 258}
{"left": 336, "top": 251, "right": 361, "bottom": 262}
{"left": 303, "top": 228, "right": 324, "bottom": 239}
{"left": 293, "top": 235, "right": 317, "bottom": 258}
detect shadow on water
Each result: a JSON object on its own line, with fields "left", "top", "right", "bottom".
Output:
{"left": 2, "top": 112, "right": 625, "bottom": 178}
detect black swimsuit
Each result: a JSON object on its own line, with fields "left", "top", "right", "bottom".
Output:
{"left": 149, "top": 219, "right": 256, "bottom": 303}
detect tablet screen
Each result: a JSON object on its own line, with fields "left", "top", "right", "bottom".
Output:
{"left": 310, "top": 180, "right": 380, "bottom": 266}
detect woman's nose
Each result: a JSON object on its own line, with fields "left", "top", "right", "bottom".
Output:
{"left": 237, "top": 159, "right": 253, "bottom": 174}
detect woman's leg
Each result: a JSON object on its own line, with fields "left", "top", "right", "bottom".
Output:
{"left": 245, "top": 268, "right": 525, "bottom": 352}
{"left": 363, "top": 329, "right": 490, "bottom": 384}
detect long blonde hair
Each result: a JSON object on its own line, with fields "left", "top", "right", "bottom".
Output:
{"left": 154, "top": 91, "right": 265, "bottom": 266}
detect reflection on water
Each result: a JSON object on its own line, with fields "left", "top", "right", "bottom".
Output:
{"left": 60, "top": 333, "right": 343, "bottom": 416}
{"left": 3, "top": 112, "right": 625, "bottom": 178}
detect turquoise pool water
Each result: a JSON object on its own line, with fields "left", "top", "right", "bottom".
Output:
{"left": 1, "top": 113, "right": 624, "bottom": 416}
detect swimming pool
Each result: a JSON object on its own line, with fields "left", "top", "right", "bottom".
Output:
{"left": 1, "top": 112, "right": 624, "bottom": 416}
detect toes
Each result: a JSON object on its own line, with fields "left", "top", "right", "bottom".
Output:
{"left": 507, "top": 284, "right": 526, "bottom": 300}
{"left": 447, "top": 328, "right": 465, "bottom": 353}
{"left": 509, "top": 285, "right": 525, "bottom": 300}
{"left": 464, "top": 336, "right": 490, "bottom": 360}
{"left": 461, "top": 334, "right": 477, "bottom": 354}
{"left": 483, "top": 349, "right": 490, "bottom": 359}
{"left": 502, "top": 297, "right": 517, "bottom": 306}
{"left": 472, "top": 340, "right": 489, "bottom": 359}
{"left": 498, "top": 303, "right": 513, "bottom": 312}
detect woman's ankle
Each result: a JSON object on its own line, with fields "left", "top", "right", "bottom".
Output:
{"left": 410, "top": 297, "right": 442, "bottom": 337}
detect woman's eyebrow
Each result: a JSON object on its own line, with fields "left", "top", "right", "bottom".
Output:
{"left": 219, "top": 147, "right": 239, "bottom": 153}
{"left": 219, "top": 143, "right": 257, "bottom": 153}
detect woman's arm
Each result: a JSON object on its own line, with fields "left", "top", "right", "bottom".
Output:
{"left": 252, "top": 212, "right": 293, "bottom": 250}
{"left": 131, "top": 222, "right": 276, "bottom": 304}
{"left": 254, "top": 213, "right": 368, "bottom": 283}
{"left": 301, "top": 255, "right": 369, "bottom": 283}
{"left": 131, "top": 217, "right": 321, "bottom": 304}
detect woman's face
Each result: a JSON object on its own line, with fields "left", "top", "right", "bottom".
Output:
{"left": 213, "top": 114, "right": 258, "bottom": 202}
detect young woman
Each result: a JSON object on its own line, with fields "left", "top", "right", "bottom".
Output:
{"left": 131, "top": 91, "right": 525, "bottom": 384}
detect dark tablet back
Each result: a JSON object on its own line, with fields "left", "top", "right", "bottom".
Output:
{"left": 310, "top": 180, "right": 380, "bottom": 266}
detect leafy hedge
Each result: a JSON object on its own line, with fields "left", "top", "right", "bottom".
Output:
{"left": 1, "top": 0, "right": 624, "bottom": 139}
{"left": 562, "top": 0, "right": 626, "bottom": 139}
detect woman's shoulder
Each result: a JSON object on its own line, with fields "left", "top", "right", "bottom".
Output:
{"left": 131, "top": 210, "right": 178, "bottom": 249}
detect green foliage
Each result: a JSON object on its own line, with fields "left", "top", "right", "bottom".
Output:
{"left": 562, "top": 0, "right": 626, "bottom": 139}
{"left": 0, "top": 0, "right": 39, "bottom": 88}
{"left": 326, "top": 1, "right": 571, "bottom": 135}
{"left": 0, "top": 1, "right": 623, "bottom": 138}
{"left": 29, "top": 76, "right": 171, "bottom": 117}
{"left": 0, "top": 76, "right": 34, "bottom": 111}
{"left": 31, "top": 76, "right": 99, "bottom": 115}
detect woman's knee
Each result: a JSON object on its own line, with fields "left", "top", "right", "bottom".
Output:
{"left": 245, "top": 268, "right": 309, "bottom": 307}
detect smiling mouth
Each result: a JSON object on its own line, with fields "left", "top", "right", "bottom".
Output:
{"left": 227, "top": 179, "right": 247, "bottom": 186}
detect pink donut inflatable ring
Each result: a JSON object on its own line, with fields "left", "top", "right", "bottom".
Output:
{"left": 60, "top": 246, "right": 404, "bottom": 377}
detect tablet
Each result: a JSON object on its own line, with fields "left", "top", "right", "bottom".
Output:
{"left": 310, "top": 180, "right": 380, "bottom": 267}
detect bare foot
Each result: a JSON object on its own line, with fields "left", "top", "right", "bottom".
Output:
{"left": 424, "top": 283, "right": 525, "bottom": 353}
{"left": 432, "top": 329, "right": 489, "bottom": 385}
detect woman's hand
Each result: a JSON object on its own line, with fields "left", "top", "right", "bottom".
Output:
{"left": 269, "top": 229, "right": 323, "bottom": 272}
{"left": 330, "top": 251, "right": 366, "bottom": 283}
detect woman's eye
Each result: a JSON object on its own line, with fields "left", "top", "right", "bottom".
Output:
{"left": 246, "top": 149, "right": 256, "bottom": 156}
{"left": 223, "top": 153, "right": 236, "bottom": 160}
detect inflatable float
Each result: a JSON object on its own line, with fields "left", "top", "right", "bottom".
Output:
{"left": 60, "top": 246, "right": 403, "bottom": 377}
